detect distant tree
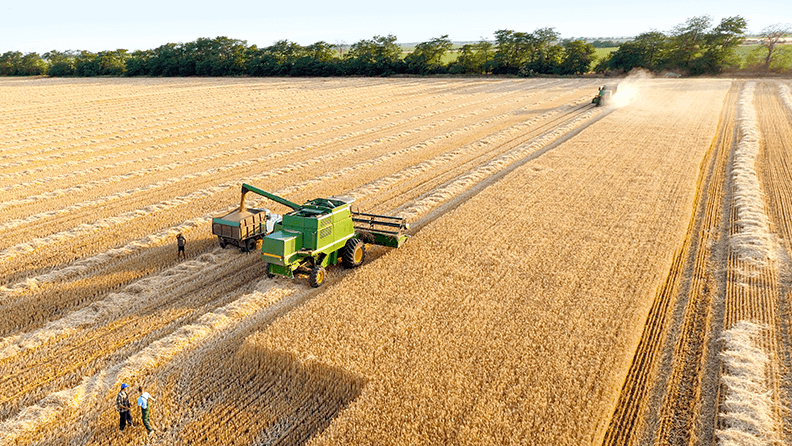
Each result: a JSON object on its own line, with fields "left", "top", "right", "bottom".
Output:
{"left": 74, "top": 51, "right": 100, "bottom": 76}
{"left": 176, "top": 37, "right": 246, "bottom": 76}
{"left": 692, "top": 16, "right": 746, "bottom": 74}
{"left": 345, "top": 35, "right": 404, "bottom": 76}
{"left": 0, "top": 51, "right": 23, "bottom": 75}
{"left": 265, "top": 39, "right": 303, "bottom": 73}
{"left": 244, "top": 46, "right": 282, "bottom": 76}
{"left": 591, "top": 40, "right": 620, "bottom": 48}
{"left": 666, "top": 15, "right": 712, "bottom": 70}
{"left": 44, "top": 50, "right": 77, "bottom": 76}
{"left": 601, "top": 31, "right": 667, "bottom": 72}
{"left": 404, "top": 35, "right": 453, "bottom": 74}
{"left": 757, "top": 23, "right": 792, "bottom": 70}
{"left": 449, "top": 40, "right": 493, "bottom": 74}
{"left": 522, "top": 28, "right": 563, "bottom": 75}
{"left": 97, "top": 49, "right": 128, "bottom": 75}
{"left": 303, "top": 41, "right": 337, "bottom": 62}
{"left": 147, "top": 43, "right": 182, "bottom": 76}
{"left": 490, "top": 29, "right": 533, "bottom": 74}
{"left": 556, "top": 40, "right": 595, "bottom": 74}
{"left": 125, "top": 50, "right": 150, "bottom": 76}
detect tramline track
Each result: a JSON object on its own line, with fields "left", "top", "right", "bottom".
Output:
{"left": 0, "top": 84, "right": 608, "bottom": 445}
{"left": 0, "top": 254, "right": 264, "bottom": 421}
{"left": 0, "top": 83, "right": 592, "bottom": 300}
{"left": 0, "top": 79, "right": 433, "bottom": 160}
{"left": 370, "top": 101, "right": 599, "bottom": 215}
{"left": 0, "top": 80, "right": 547, "bottom": 245}
{"left": 0, "top": 80, "right": 485, "bottom": 185}
{"left": 601, "top": 81, "right": 739, "bottom": 446}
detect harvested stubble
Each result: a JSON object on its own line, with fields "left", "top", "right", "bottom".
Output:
{"left": 252, "top": 79, "right": 731, "bottom": 445}
{"left": 1, "top": 78, "right": 610, "bottom": 445}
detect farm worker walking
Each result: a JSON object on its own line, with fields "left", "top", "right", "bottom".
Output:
{"left": 116, "top": 383, "right": 134, "bottom": 432}
{"left": 137, "top": 386, "right": 156, "bottom": 436}
{"left": 176, "top": 233, "right": 186, "bottom": 260}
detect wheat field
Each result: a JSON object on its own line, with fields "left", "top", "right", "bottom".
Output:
{"left": 1, "top": 76, "right": 791, "bottom": 446}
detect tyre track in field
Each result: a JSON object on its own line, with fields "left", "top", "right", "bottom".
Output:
{"left": 0, "top": 78, "right": 530, "bottom": 212}
{"left": 0, "top": 87, "right": 594, "bottom": 340}
{"left": 0, "top": 78, "right": 537, "bottom": 200}
{"left": 0, "top": 79, "right": 427, "bottom": 161}
{"left": 361, "top": 101, "right": 596, "bottom": 215}
{"left": 0, "top": 80, "right": 438, "bottom": 182}
{"left": 0, "top": 250, "right": 264, "bottom": 422}
{"left": 752, "top": 80, "right": 792, "bottom": 443}
{"left": 0, "top": 82, "right": 590, "bottom": 277}
{"left": 600, "top": 81, "right": 738, "bottom": 446}
{"left": 0, "top": 81, "right": 608, "bottom": 446}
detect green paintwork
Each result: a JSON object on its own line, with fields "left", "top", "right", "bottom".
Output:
{"left": 251, "top": 186, "right": 409, "bottom": 284}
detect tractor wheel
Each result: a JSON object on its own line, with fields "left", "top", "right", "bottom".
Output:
{"left": 218, "top": 237, "right": 227, "bottom": 249}
{"left": 309, "top": 265, "right": 326, "bottom": 288}
{"left": 342, "top": 238, "right": 366, "bottom": 268}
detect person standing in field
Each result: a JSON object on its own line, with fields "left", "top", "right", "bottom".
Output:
{"left": 116, "top": 383, "right": 134, "bottom": 432}
{"left": 137, "top": 386, "right": 156, "bottom": 436}
{"left": 176, "top": 233, "right": 186, "bottom": 260}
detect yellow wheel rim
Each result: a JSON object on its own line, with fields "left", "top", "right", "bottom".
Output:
{"left": 354, "top": 246, "right": 363, "bottom": 264}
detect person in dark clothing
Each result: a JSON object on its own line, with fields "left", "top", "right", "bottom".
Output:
{"left": 116, "top": 383, "right": 134, "bottom": 432}
{"left": 176, "top": 233, "right": 186, "bottom": 260}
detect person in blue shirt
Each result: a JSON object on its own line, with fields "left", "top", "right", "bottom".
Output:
{"left": 137, "top": 386, "right": 156, "bottom": 436}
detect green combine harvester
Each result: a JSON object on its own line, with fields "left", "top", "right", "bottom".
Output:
{"left": 592, "top": 84, "right": 617, "bottom": 107}
{"left": 239, "top": 184, "right": 409, "bottom": 287}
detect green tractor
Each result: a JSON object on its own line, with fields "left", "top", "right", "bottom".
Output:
{"left": 240, "top": 184, "right": 409, "bottom": 287}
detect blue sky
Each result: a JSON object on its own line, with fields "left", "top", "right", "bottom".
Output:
{"left": 3, "top": 0, "right": 790, "bottom": 53}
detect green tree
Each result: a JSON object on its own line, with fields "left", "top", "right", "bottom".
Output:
{"left": 692, "top": 16, "right": 746, "bottom": 74}
{"left": 0, "top": 51, "right": 23, "bottom": 75}
{"left": 490, "top": 29, "right": 533, "bottom": 74}
{"left": 450, "top": 40, "right": 493, "bottom": 74}
{"left": 522, "top": 28, "right": 563, "bottom": 75}
{"left": 404, "top": 35, "right": 453, "bottom": 74}
{"left": 666, "top": 15, "right": 711, "bottom": 70}
{"left": 125, "top": 50, "right": 150, "bottom": 76}
{"left": 303, "top": 41, "right": 337, "bottom": 62}
{"left": 74, "top": 51, "right": 100, "bottom": 76}
{"left": 600, "top": 31, "right": 667, "bottom": 72}
{"left": 757, "top": 23, "right": 792, "bottom": 70}
{"left": 557, "top": 40, "right": 595, "bottom": 74}
{"left": 147, "top": 43, "right": 182, "bottom": 76}
{"left": 97, "top": 49, "right": 128, "bottom": 75}
{"left": 345, "top": 35, "right": 404, "bottom": 76}
{"left": 44, "top": 50, "right": 77, "bottom": 76}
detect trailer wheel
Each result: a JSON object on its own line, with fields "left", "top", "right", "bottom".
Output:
{"left": 218, "top": 237, "right": 227, "bottom": 249}
{"left": 309, "top": 265, "right": 326, "bottom": 288}
{"left": 245, "top": 238, "right": 257, "bottom": 253}
{"left": 342, "top": 238, "right": 366, "bottom": 268}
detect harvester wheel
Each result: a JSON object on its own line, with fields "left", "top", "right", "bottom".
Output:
{"left": 265, "top": 263, "right": 274, "bottom": 279}
{"left": 342, "top": 238, "right": 366, "bottom": 268}
{"left": 309, "top": 265, "right": 326, "bottom": 288}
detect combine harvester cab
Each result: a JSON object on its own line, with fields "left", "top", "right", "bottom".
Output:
{"left": 253, "top": 184, "right": 409, "bottom": 287}
{"left": 212, "top": 184, "right": 283, "bottom": 252}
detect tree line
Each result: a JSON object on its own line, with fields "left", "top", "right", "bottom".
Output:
{"left": 1, "top": 15, "right": 786, "bottom": 78}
